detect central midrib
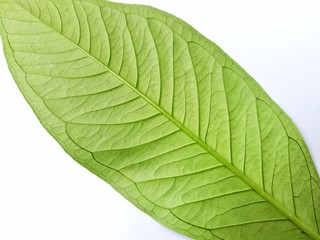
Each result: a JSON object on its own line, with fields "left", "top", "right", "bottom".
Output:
{"left": 13, "top": 2, "right": 319, "bottom": 239}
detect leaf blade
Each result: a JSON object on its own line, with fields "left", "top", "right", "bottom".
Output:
{"left": 0, "top": 0, "right": 319, "bottom": 239}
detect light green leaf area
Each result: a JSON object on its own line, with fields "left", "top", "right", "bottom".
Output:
{"left": 0, "top": 0, "right": 319, "bottom": 239}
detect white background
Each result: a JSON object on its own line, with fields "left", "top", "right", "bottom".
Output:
{"left": 0, "top": 0, "right": 319, "bottom": 239}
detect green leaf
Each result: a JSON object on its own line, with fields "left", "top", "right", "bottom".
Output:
{"left": 0, "top": 0, "right": 319, "bottom": 239}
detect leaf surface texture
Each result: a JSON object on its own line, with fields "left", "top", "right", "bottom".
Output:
{"left": 0, "top": 0, "right": 319, "bottom": 239}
